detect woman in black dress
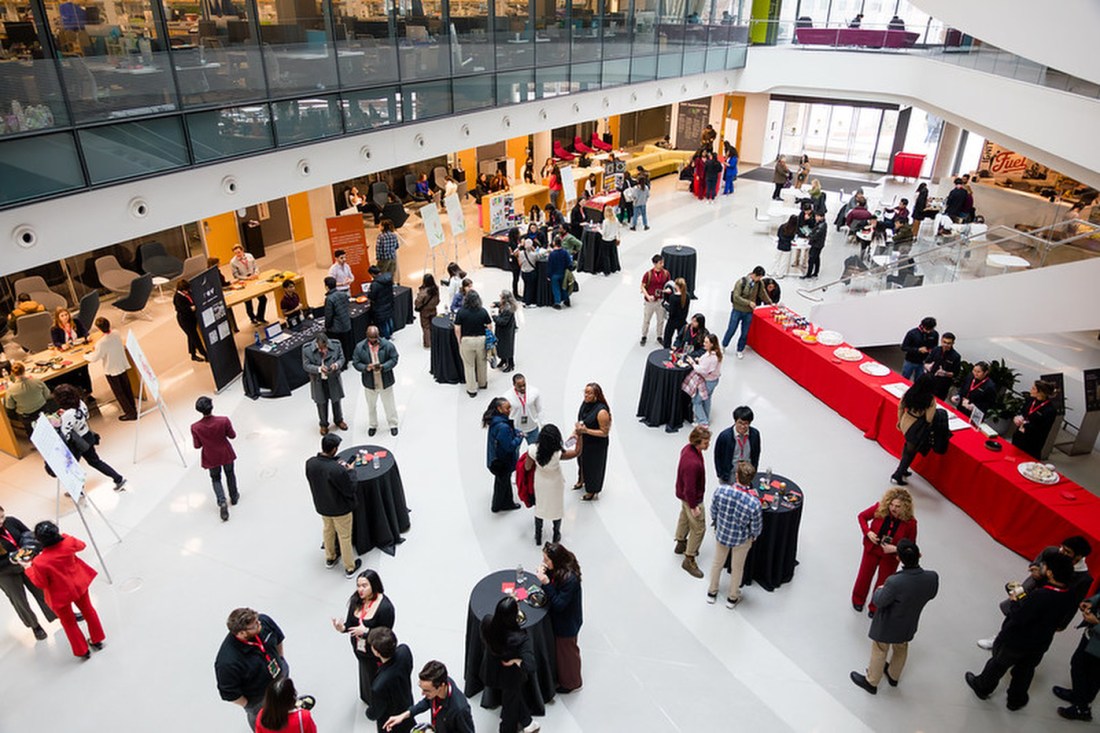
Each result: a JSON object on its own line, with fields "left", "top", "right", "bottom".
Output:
{"left": 912, "top": 182, "right": 929, "bottom": 237}
{"left": 480, "top": 596, "right": 536, "bottom": 733}
{"left": 330, "top": 569, "right": 395, "bottom": 705}
{"left": 575, "top": 382, "right": 611, "bottom": 501}
{"left": 172, "top": 278, "right": 206, "bottom": 362}
{"left": 535, "top": 542, "right": 584, "bottom": 694}
{"left": 1012, "top": 379, "right": 1059, "bottom": 460}
{"left": 493, "top": 291, "right": 518, "bottom": 373}
{"left": 662, "top": 278, "right": 690, "bottom": 350}
{"left": 506, "top": 227, "right": 523, "bottom": 299}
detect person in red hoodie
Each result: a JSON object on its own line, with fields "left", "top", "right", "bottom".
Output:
{"left": 20, "top": 520, "right": 105, "bottom": 660}
{"left": 191, "top": 396, "right": 239, "bottom": 522}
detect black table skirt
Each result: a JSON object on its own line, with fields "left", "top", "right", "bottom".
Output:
{"left": 577, "top": 228, "right": 621, "bottom": 276}
{"left": 529, "top": 260, "right": 554, "bottom": 308}
{"left": 393, "top": 285, "right": 414, "bottom": 332}
{"left": 730, "top": 473, "right": 803, "bottom": 591}
{"left": 337, "top": 445, "right": 411, "bottom": 556}
{"left": 662, "top": 245, "right": 698, "bottom": 299}
{"left": 464, "top": 569, "right": 556, "bottom": 714}
{"left": 481, "top": 235, "right": 513, "bottom": 270}
{"left": 429, "top": 315, "right": 464, "bottom": 384}
{"left": 636, "top": 348, "right": 691, "bottom": 431}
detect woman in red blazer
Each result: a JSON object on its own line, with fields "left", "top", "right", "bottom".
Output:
{"left": 852, "top": 488, "right": 917, "bottom": 613}
{"left": 21, "top": 521, "right": 105, "bottom": 659}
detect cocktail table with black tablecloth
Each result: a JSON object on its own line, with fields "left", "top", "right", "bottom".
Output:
{"left": 726, "top": 472, "right": 803, "bottom": 591}
{"left": 576, "top": 227, "right": 620, "bottom": 276}
{"left": 429, "top": 315, "right": 464, "bottom": 384}
{"left": 661, "top": 244, "right": 697, "bottom": 299}
{"left": 336, "top": 445, "right": 411, "bottom": 556}
{"left": 392, "top": 285, "right": 415, "bottom": 332}
{"left": 481, "top": 234, "right": 513, "bottom": 270}
{"left": 636, "top": 348, "right": 692, "bottom": 432}
{"left": 464, "top": 569, "right": 556, "bottom": 714}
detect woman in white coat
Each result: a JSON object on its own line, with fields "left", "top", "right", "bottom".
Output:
{"left": 524, "top": 424, "right": 580, "bottom": 545}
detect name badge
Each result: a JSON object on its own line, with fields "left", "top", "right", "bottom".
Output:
{"left": 267, "top": 657, "right": 281, "bottom": 678}
{"left": 520, "top": 416, "right": 529, "bottom": 426}
{"left": 356, "top": 637, "right": 367, "bottom": 653}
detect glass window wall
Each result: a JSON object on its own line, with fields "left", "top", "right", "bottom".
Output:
{"left": 397, "top": 0, "right": 449, "bottom": 81}
{"left": 0, "top": 14, "right": 69, "bottom": 136}
{"left": 535, "top": 63, "right": 571, "bottom": 97}
{"left": 534, "top": 0, "right": 568, "bottom": 66}
{"left": 0, "top": 131, "right": 84, "bottom": 204}
{"left": 341, "top": 85, "right": 400, "bottom": 131}
{"left": 601, "top": 56, "right": 628, "bottom": 87}
{"left": 601, "top": 0, "right": 630, "bottom": 59}
{"left": 333, "top": 0, "right": 400, "bottom": 85}
{"left": 449, "top": 0, "right": 493, "bottom": 75}
{"left": 187, "top": 103, "right": 273, "bottom": 162}
{"left": 452, "top": 72, "right": 493, "bottom": 111}
{"left": 164, "top": 0, "right": 267, "bottom": 108}
{"left": 496, "top": 68, "right": 534, "bottom": 105}
{"left": 257, "top": 0, "right": 338, "bottom": 96}
{"left": 401, "top": 78, "right": 451, "bottom": 119}
{"left": 78, "top": 116, "right": 188, "bottom": 183}
{"left": 494, "top": 0, "right": 532, "bottom": 70}
{"left": 570, "top": 0, "right": 599, "bottom": 63}
{"left": 273, "top": 95, "right": 343, "bottom": 144}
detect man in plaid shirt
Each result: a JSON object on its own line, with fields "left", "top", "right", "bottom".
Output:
{"left": 708, "top": 460, "right": 762, "bottom": 607}
{"left": 376, "top": 218, "right": 400, "bottom": 278}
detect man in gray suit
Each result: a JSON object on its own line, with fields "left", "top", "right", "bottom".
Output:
{"left": 850, "top": 539, "right": 939, "bottom": 694}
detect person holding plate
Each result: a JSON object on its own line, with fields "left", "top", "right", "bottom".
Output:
{"left": 331, "top": 569, "right": 395, "bottom": 705}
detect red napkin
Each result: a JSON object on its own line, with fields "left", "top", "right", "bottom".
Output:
{"left": 514, "top": 587, "right": 529, "bottom": 601}
{"left": 375, "top": 451, "right": 388, "bottom": 459}
{"left": 770, "top": 480, "right": 783, "bottom": 489}
{"left": 501, "top": 582, "right": 515, "bottom": 594}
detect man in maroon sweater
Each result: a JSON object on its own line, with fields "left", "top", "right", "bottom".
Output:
{"left": 674, "top": 426, "right": 711, "bottom": 578}
{"left": 191, "top": 396, "right": 240, "bottom": 522}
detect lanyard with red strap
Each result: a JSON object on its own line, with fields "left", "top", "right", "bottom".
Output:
{"left": 1027, "top": 400, "right": 1049, "bottom": 418}
{"left": 966, "top": 377, "right": 989, "bottom": 398}
{"left": 430, "top": 685, "right": 451, "bottom": 726}
{"left": 0, "top": 526, "right": 16, "bottom": 549}
{"left": 240, "top": 632, "right": 281, "bottom": 678}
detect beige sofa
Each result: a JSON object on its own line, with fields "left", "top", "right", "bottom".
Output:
{"left": 628, "top": 145, "right": 695, "bottom": 178}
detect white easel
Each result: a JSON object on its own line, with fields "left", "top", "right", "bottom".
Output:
{"left": 442, "top": 192, "right": 471, "bottom": 268}
{"left": 126, "top": 331, "right": 187, "bottom": 466}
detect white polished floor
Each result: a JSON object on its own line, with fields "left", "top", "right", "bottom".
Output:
{"left": 1, "top": 172, "right": 1097, "bottom": 732}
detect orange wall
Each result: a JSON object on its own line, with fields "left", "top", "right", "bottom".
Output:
{"left": 203, "top": 212, "right": 241, "bottom": 264}
{"left": 607, "top": 115, "right": 620, "bottom": 148}
{"left": 722, "top": 95, "right": 747, "bottom": 153}
{"left": 506, "top": 135, "right": 529, "bottom": 175}
{"left": 287, "top": 192, "right": 312, "bottom": 242}
{"left": 457, "top": 148, "right": 477, "bottom": 179}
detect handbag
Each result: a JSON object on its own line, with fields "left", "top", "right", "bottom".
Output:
{"left": 65, "top": 430, "right": 93, "bottom": 457}
{"left": 904, "top": 414, "right": 932, "bottom": 449}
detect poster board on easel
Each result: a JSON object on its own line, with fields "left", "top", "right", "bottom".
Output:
{"left": 560, "top": 166, "right": 577, "bottom": 205}
{"left": 126, "top": 331, "right": 187, "bottom": 467}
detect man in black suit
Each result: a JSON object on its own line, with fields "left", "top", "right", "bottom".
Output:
{"left": 923, "top": 331, "right": 961, "bottom": 400}
{"left": 384, "top": 660, "right": 475, "bottom": 733}
{"left": 365, "top": 627, "right": 414, "bottom": 732}
{"left": 850, "top": 540, "right": 939, "bottom": 694}
{"left": 713, "top": 405, "right": 762, "bottom": 484}
{"left": 305, "top": 433, "right": 361, "bottom": 579}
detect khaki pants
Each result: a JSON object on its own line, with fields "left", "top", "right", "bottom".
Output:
{"left": 674, "top": 501, "right": 707, "bottom": 557}
{"left": 708, "top": 538, "right": 753, "bottom": 600}
{"left": 642, "top": 298, "right": 666, "bottom": 340}
{"left": 365, "top": 386, "right": 398, "bottom": 428}
{"left": 459, "top": 335, "right": 487, "bottom": 394}
{"left": 867, "top": 640, "right": 908, "bottom": 686}
{"left": 322, "top": 512, "right": 356, "bottom": 572}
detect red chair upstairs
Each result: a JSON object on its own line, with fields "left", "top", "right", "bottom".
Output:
{"left": 553, "top": 140, "right": 576, "bottom": 161}
{"left": 573, "top": 135, "right": 594, "bottom": 154}
{"left": 590, "top": 132, "right": 612, "bottom": 151}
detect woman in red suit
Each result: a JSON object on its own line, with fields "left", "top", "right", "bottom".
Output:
{"left": 851, "top": 488, "right": 917, "bottom": 614}
{"left": 692, "top": 153, "right": 706, "bottom": 199}
{"left": 20, "top": 521, "right": 105, "bottom": 660}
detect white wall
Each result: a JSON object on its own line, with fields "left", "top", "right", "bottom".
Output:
{"left": 809, "top": 257, "right": 1100, "bottom": 347}
{"left": 912, "top": 0, "right": 1100, "bottom": 85}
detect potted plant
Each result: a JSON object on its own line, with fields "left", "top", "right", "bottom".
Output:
{"left": 954, "top": 358, "right": 1024, "bottom": 433}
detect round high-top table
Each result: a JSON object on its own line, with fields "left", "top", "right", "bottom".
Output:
{"left": 661, "top": 244, "right": 697, "bottom": 299}
{"left": 336, "top": 445, "right": 411, "bottom": 556}
{"left": 429, "top": 315, "right": 464, "bottom": 384}
{"left": 726, "top": 471, "right": 804, "bottom": 591}
{"left": 636, "top": 348, "right": 692, "bottom": 432}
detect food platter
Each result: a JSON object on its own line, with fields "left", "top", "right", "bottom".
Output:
{"left": 834, "top": 347, "right": 862, "bottom": 362}
{"left": 791, "top": 328, "right": 808, "bottom": 338}
{"left": 800, "top": 333, "right": 818, "bottom": 344}
{"left": 817, "top": 330, "right": 844, "bottom": 346}
{"left": 1018, "top": 462, "right": 1059, "bottom": 485}
{"left": 859, "top": 361, "right": 891, "bottom": 377}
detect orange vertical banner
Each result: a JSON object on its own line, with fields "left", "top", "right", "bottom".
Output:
{"left": 325, "top": 215, "right": 372, "bottom": 295}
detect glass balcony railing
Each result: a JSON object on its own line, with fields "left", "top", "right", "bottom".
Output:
{"left": 746, "top": 19, "right": 1100, "bottom": 100}
{"left": 796, "top": 219, "right": 1100, "bottom": 305}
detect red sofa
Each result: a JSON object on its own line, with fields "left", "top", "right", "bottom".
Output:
{"left": 795, "top": 27, "right": 919, "bottom": 49}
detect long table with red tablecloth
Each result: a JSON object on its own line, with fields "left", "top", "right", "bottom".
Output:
{"left": 747, "top": 306, "right": 1099, "bottom": 561}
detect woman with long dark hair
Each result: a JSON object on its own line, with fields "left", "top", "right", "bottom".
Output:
{"left": 331, "top": 568, "right": 395, "bottom": 704}
{"left": 911, "top": 182, "right": 929, "bottom": 237}
{"left": 480, "top": 596, "right": 536, "bottom": 733}
{"left": 574, "top": 383, "right": 611, "bottom": 501}
{"left": 536, "top": 542, "right": 583, "bottom": 693}
{"left": 53, "top": 383, "right": 126, "bottom": 490}
{"left": 493, "top": 291, "right": 519, "bottom": 373}
{"left": 674, "top": 313, "right": 708, "bottom": 359}
{"left": 774, "top": 214, "right": 798, "bottom": 278}
{"left": 173, "top": 278, "right": 206, "bottom": 362}
{"left": 722, "top": 145, "right": 739, "bottom": 195}
{"left": 484, "top": 397, "right": 524, "bottom": 512}
{"left": 662, "top": 278, "right": 690, "bottom": 351}
{"left": 413, "top": 273, "right": 440, "bottom": 349}
{"left": 685, "top": 334, "right": 723, "bottom": 428}
{"left": 1011, "top": 379, "right": 1059, "bottom": 460}
{"left": 506, "top": 227, "right": 523, "bottom": 300}
{"left": 524, "top": 424, "right": 581, "bottom": 545}
{"left": 256, "top": 678, "right": 317, "bottom": 733}
{"left": 891, "top": 375, "right": 937, "bottom": 485}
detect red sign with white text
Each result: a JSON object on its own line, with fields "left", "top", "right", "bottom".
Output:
{"left": 325, "top": 215, "right": 372, "bottom": 294}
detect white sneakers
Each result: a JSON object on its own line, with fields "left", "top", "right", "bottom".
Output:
{"left": 736, "top": 351, "right": 745, "bottom": 360}
{"left": 976, "top": 638, "right": 994, "bottom": 650}
{"left": 523, "top": 722, "right": 541, "bottom": 732}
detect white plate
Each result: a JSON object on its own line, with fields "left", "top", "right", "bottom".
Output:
{"left": 818, "top": 330, "right": 844, "bottom": 346}
{"left": 834, "top": 347, "right": 862, "bottom": 362}
{"left": 1018, "top": 462, "right": 1060, "bottom": 485}
{"left": 859, "top": 361, "right": 891, "bottom": 376}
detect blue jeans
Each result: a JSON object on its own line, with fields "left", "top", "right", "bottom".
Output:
{"left": 692, "top": 379, "right": 719, "bottom": 425}
{"left": 550, "top": 273, "right": 565, "bottom": 305}
{"left": 901, "top": 361, "right": 924, "bottom": 381}
{"left": 631, "top": 205, "right": 648, "bottom": 229}
{"left": 550, "top": 189, "right": 561, "bottom": 210}
{"left": 523, "top": 426, "right": 541, "bottom": 445}
{"left": 722, "top": 309, "right": 754, "bottom": 352}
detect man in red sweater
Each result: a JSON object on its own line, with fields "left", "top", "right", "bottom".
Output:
{"left": 191, "top": 396, "right": 240, "bottom": 522}
{"left": 674, "top": 426, "right": 711, "bottom": 578}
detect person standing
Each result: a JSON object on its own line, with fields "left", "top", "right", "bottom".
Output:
{"left": 900, "top": 316, "right": 939, "bottom": 382}
{"left": 331, "top": 569, "right": 395, "bottom": 705}
{"left": 546, "top": 238, "right": 573, "bottom": 309}
{"left": 966, "top": 552, "right": 1078, "bottom": 711}
{"left": 525, "top": 425, "right": 580, "bottom": 545}
{"left": 190, "top": 395, "right": 239, "bottom": 521}
{"left": 302, "top": 334, "right": 347, "bottom": 435}
{"left": 255, "top": 678, "right": 316, "bottom": 733}
{"left": 795, "top": 154, "right": 811, "bottom": 188}
{"left": 493, "top": 291, "right": 519, "bottom": 372}
{"left": 923, "top": 332, "right": 961, "bottom": 400}
{"left": 2, "top": 361, "right": 50, "bottom": 434}
{"left": 774, "top": 215, "right": 798, "bottom": 279}
{"left": 1012, "top": 379, "right": 1059, "bottom": 460}
{"left": 352, "top": 326, "right": 400, "bottom": 437}
{"left": 772, "top": 157, "right": 790, "bottom": 200}
{"left": 214, "top": 607, "right": 288, "bottom": 730}
{"left": 707, "top": 461, "right": 762, "bottom": 607}
{"left": 517, "top": 238, "right": 542, "bottom": 308}
{"left": 662, "top": 278, "right": 690, "bottom": 351}
{"left": 674, "top": 426, "right": 710, "bottom": 579}
{"left": 800, "top": 211, "right": 827, "bottom": 280}
{"left": 598, "top": 205, "right": 620, "bottom": 275}
{"left": 0, "top": 506, "right": 56, "bottom": 641}
{"left": 575, "top": 383, "right": 612, "bottom": 501}
{"left": 721, "top": 266, "right": 772, "bottom": 359}
{"left": 376, "top": 219, "right": 400, "bottom": 278}
{"left": 413, "top": 273, "right": 440, "bottom": 349}
{"left": 501, "top": 373, "right": 543, "bottom": 445}
{"left": 480, "top": 596, "right": 540, "bottom": 733}
{"left": 912, "top": 182, "right": 930, "bottom": 237}
{"left": 483, "top": 397, "right": 523, "bottom": 513}
{"left": 368, "top": 265, "right": 396, "bottom": 338}
{"left": 306, "top": 433, "right": 361, "bottom": 578}
{"left": 630, "top": 174, "right": 651, "bottom": 230}
{"left": 722, "top": 146, "right": 739, "bottom": 195}
{"left": 703, "top": 151, "right": 723, "bottom": 201}
{"left": 329, "top": 249, "right": 355, "bottom": 292}
{"left": 324, "top": 275, "right": 354, "bottom": 365}
{"left": 230, "top": 243, "right": 268, "bottom": 324}
{"left": 691, "top": 152, "right": 706, "bottom": 200}
{"left": 173, "top": 278, "right": 207, "bottom": 362}
{"left": 891, "top": 376, "right": 937, "bottom": 485}
{"left": 852, "top": 488, "right": 918, "bottom": 613}
{"left": 52, "top": 384, "right": 127, "bottom": 490}
{"left": 849, "top": 540, "right": 939, "bottom": 694}
{"left": 640, "top": 254, "right": 670, "bottom": 346}
{"left": 85, "top": 317, "right": 137, "bottom": 421}
{"left": 454, "top": 291, "right": 492, "bottom": 398}
{"left": 1053, "top": 590, "right": 1100, "bottom": 721}
{"left": 20, "top": 520, "right": 105, "bottom": 660}
{"left": 951, "top": 361, "right": 997, "bottom": 418}
{"left": 713, "top": 405, "right": 761, "bottom": 484}
{"left": 384, "top": 660, "right": 475, "bottom": 733}
{"left": 685, "top": 334, "right": 723, "bottom": 427}
{"left": 365, "top": 627, "right": 414, "bottom": 733}
{"left": 536, "top": 542, "right": 584, "bottom": 694}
